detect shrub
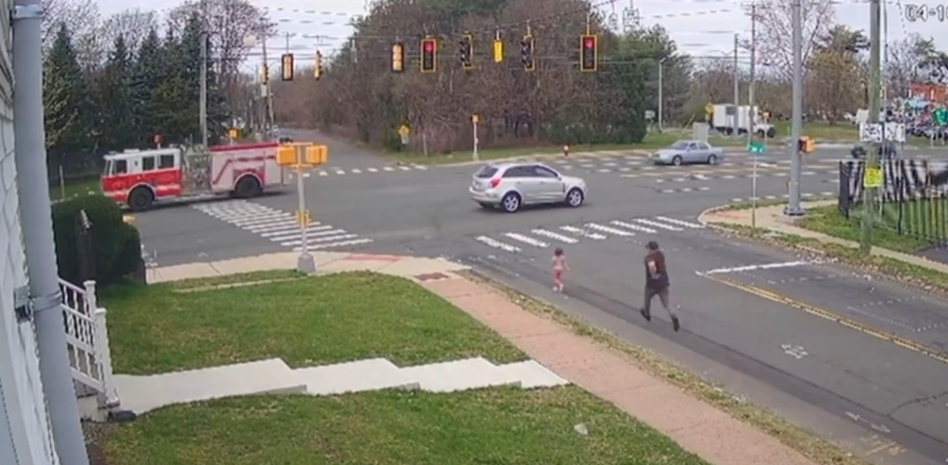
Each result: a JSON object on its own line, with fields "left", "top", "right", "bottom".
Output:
{"left": 51, "top": 195, "right": 140, "bottom": 285}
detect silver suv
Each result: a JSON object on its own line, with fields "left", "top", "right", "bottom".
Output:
{"left": 469, "top": 162, "right": 587, "bottom": 213}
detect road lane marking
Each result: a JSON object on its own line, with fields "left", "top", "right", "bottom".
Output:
{"left": 611, "top": 220, "right": 656, "bottom": 233}
{"left": 368, "top": 167, "right": 378, "bottom": 172}
{"left": 700, "top": 260, "right": 812, "bottom": 275}
{"left": 280, "top": 233, "right": 357, "bottom": 247}
{"left": 585, "top": 223, "right": 635, "bottom": 236}
{"left": 414, "top": 165, "right": 427, "bottom": 170}
{"left": 399, "top": 166, "right": 411, "bottom": 171}
{"left": 531, "top": 229, "right": 579, "bottom": 244}
{"left": 384, "top": 166, "right": 395, "bottom": 171}
{"left": 702, "top": 273, "right": 948, "bottom": 366}
{"left": 655, "top": 216, "right": 703, "bottom": 228}
{"left": 503, "top": 233, "right": 549, "bottom": 247}
{"left": 335, "top": 170, "right": 345, "bottom": 175}
{"left": 635, "top": 218, "right": 683, "bottom": 231}
{"left": 476, "top": 236, "right": 521, "bottom": 252}
{"left": 351, "top": 168, "right": 362, "bottom": 174}
{"left": 292, "top": 238, "right": 373, "bottom": 252}
{"left": 560, "top": 225, "right": 606, "bottom": 239}
{"left": 261, "top": 225, "right": 333, "bottom": 238}
{"left": 319, "top": 171, "right": 328, "bottom": 176}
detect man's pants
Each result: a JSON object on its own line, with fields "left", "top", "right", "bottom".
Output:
{"left": 644, "top": 285, "right": 677, "bottom": 317}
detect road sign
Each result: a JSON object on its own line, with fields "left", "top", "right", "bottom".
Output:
{"left": 934, "top": 107, "right": 947, "bottom": 125}
{"left": 858, "top": 122, "right": 905, "bottom": 143}
{"left": 398, "top": 124, "right": 410, "bottom": 136}
{"left": 472, "top": 114, "right": 479, "bottom": 123}
{"left": 295, "top": 209, "right": 311, "bottom": 226}
{"left": 863, "top": 167, "right": 883, "bottom": 188}
{"left": 705, "top": 103, "right": 713, "bottom": 115}
{"left": 748, "top": 140, "right": 766, "bottom": 153}
{"left": 228, "top": 129, "right": 238, "bottom": 139}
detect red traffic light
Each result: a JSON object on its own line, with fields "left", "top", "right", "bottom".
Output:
{"left": 424, "top": 41, "right": 434, "bottom": 51}
{"left": 584, "top": 38, "right": 595, "bottom": 48}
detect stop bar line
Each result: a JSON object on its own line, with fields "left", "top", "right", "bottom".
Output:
{"left": 698, "top": 260, "right": 816, "bottom": 276}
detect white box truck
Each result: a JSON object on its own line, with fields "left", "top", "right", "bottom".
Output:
{"left": 711, "top": 104, "right": 776, "bottom": 138}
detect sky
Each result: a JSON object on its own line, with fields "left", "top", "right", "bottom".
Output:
{"left": 96, "top": 0, "right": 947, "bottom": 65}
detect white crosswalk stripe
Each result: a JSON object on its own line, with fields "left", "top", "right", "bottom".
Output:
{"left": 610, "top": 220, "right": 656, "bottom": 234}
{"left": 530, "top": 229, "right": 579, "bottom": 244}
{"left": 192, "top": 200, "right": 371, "bottom": 251}
{"left": 586, "top": 223, "right": 635, "bottom": 236}
{"left": 634, "top": 218, "right": 683, "bottom": 231}
{"left": 503, "top": 233, "right": 549, "bottom": 247}
{"left": 559, "top": 225, "right": 606, "bottom": 239}
{"left": 477, "top": 236, "right": 521, "bottom": 252}
{"left": 655, "top": 216, "right": 703, "bottom": 228}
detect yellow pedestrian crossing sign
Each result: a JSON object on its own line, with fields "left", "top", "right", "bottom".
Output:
{"left": 705, "top": 103, "right": 714, "bottom": 115}
{"left": 295, "top": 209, "right": 311, "bottom": 226}
{"left": 863, "top": 167, "right": 882, "bottom": 188}
{"left": 398, "top": 125, "right": 410, "bottom": 136}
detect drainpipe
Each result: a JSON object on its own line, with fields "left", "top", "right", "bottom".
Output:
{"left": 13, "top": 1, "right": 91, "bottom": 464}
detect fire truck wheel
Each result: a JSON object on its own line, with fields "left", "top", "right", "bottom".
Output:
{"left": 234, "top": 176, "right": 262, "bottom": 198}
{"left": 128, "top": 187, "right": 153, "bottom": 212}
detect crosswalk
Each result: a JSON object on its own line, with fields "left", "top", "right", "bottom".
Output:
{"left": 193, "top": 200, "right": 372, "bottom": 252}
{"left": 289, "top": 164, "right": 429, "bottom": 178}
{"left": 473, "top": 215, "right": 704, "bottom": 253}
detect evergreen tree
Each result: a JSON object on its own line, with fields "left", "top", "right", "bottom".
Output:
{"left": 129, "top": 28, "right": 165, "bottom": 146}
{"left": 95, "top": 35, "right": 135, "bottom": 151}
{"left": 44, "top": 22, "right": 96, "bottom": 170}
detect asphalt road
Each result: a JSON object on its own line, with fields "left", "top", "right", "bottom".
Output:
{"left": 132, "top": 130, "right": 948, "bottom": 465}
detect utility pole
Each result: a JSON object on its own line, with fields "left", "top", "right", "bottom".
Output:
{"left": 749, "top": 1, "right": 758, "bottom": 227}
{"left": 785, "top": 0, "right": 805, "bottom": 216}
{"left": 658, "top": 57, "right": 667, "bottom": 132}
{"left": 200, "top": 33, "right": 208, "bottom": 147}
{"left": 12, "top": 1, "right": 91, "bottom": 464}
{"left": 861, "top": 0, "right": 882, "bottom": 252}
{"left": 733, "top": 33, "right": 740, "bottom": 136}
{"left": 260, "top": 20, "right": 274, "bottom": 134}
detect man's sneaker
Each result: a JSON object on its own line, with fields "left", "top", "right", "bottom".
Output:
{"left": 640, "top": 308, "right": 651, "bottom": 321}
{"left": 672, "top": 316, "right": 680, "bottom": 332}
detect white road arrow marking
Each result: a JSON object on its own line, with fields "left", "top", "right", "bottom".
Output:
{"left": 781, "top": 344, "right": 808, "bottom": 359}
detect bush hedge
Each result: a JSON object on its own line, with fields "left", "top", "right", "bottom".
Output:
{"left": 51, "top": 195, "right": 142, "bottom": 285}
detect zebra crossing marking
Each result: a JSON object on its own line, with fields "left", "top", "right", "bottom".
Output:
{"left": 655, "top": 216, "right": 703, "bottom": 228}
{"left": 586, "top": 223, "right": 635, "bottom": 236}
{"left": 610, "top": 220, "right": 656, "bottom": 233}
{"left": 560, "top": 225, "right": 606, "bottom": 239}
{"left": 477, "top": 236, "right": 521, "bottom": 252}
{"left": 504, "top": 233, "right": 549, "bottom": 247}
{"left": 634, "top": 218, "right": 683, "bottom": 231}
{"left": 531, "top": 229, "right": 579, "bottom": 243}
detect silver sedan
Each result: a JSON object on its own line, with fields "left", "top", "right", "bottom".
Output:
{"left": 652, "top": 140, "right": 725, "bottom": 166}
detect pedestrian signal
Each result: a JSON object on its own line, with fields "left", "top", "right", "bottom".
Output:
{"left": 392, "top": 42, "right": 405, "bottom": 72}
{"left": 421, "top": 38, "right": 437, "bottom": 73}
{"left": 580, "top": 34, "right": 597, "bottom": 72}
{"left": 459, "top": 33, "right": 473, "bottom": 69}
{"left": 314, "top": 51, "right": 323, "bottom": 80}
{"left": 521, "top": 35, "right": 535, "bottom": 71}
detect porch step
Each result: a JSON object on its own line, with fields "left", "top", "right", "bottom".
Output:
{"left": 293, "top": 358, "right": 419, "bottom": 395}
{"left": 114, "top": 358, "right": 306, "bottom": 415}
{"left": 398, "top": 357, "right": 521, "bottom": 393}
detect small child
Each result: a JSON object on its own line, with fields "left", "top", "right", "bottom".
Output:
{"left": 552, "top": 248, "right": 568, "bottom": 292}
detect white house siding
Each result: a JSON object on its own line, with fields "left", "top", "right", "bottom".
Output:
{"left": 0, "top": 0, "right": 60, "bottom": 464}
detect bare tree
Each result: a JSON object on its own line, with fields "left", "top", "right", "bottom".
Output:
{"left": 41, "top": 0, "right": 100, "bottom": 65}
{"left": 747, "top": 0, "right": 836, "bottom": 82}
{"left": 99, "top": 9, "right": 159, "bottom": 53}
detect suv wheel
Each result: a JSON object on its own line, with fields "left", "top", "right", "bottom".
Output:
{"left": 501, "top": 192, "right": 521, "bottom": 213}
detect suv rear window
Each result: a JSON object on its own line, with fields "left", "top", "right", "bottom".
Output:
{"left": 475, "top": 165, "right": 498, "bottom": 178}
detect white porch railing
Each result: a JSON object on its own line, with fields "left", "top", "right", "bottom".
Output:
{"left": 59, "top": 279, "right": 119, "bottom": 409}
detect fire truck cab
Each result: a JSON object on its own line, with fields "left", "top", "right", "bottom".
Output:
{"left": 101, "top": 142, "right": 286, "bottom": 211}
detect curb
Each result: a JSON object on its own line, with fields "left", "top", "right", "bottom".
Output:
{"left": 696, "top": 204, "right": 735, "bottom": 229}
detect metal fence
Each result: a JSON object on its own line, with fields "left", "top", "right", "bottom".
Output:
{"left": 839, "top": 159, "right": 948, "bottom": 248}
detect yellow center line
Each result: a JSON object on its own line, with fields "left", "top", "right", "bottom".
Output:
{"left": 702, "top": 273, "right": 948, "bottom": 365}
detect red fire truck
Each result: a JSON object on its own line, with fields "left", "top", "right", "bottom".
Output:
{"left": 101, "top": 142, "right": 287, "bottom": 211}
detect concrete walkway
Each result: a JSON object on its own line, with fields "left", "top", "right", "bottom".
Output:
{"left": 699, "top": 200, "right": 948, "bottom": 275}
{"left": 147, "top": 251, "right": 818, "bottom": 465}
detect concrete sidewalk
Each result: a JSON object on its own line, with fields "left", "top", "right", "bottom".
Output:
{"left": 149, "top": 251, "right": 818, "bottom": 465}
{"left": 698, "top": 200, "right": 948, "bottom": 275}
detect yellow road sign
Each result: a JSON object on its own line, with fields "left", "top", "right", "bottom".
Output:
{"left": 295, "top": 209, "right": 311, "bottom": 226}
{"left": 705, "top": 103, "right": 714, "bottom": 114}
{"left": 398, "top": 124, "right": 410, "bottom": 136}
{"left": 228, "top": 128, "right": 238, "bottom": 139}
{"left": 863, "top": 167, "right": 883, "bottom": 188}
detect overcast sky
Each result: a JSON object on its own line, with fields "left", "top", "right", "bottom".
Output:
{"left": 95, "top": 0, "right": 947, "bottom": 63}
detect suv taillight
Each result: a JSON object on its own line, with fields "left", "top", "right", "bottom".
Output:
{"left": 490, "top": 178, "right": 501, "bottom": 188}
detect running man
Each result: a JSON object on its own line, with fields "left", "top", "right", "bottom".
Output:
{"left": 641, "top": 241, "right": 680, "bottom": 331}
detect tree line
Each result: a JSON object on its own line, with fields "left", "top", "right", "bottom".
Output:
{"left": 41, "top": 0, "right": 267, "bottom": 179}
{"left": 272, "top": 0, "right": 948, "bottom": 154}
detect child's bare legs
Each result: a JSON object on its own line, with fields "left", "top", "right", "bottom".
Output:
{"left": 553, "top": 269, "right": 564, "bottom": 291}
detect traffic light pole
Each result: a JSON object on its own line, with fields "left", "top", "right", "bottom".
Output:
{"left": 784, "top": 0, "right": 805, "bottom": 216}
{"left": 749, "top": 1, "right": 757, "bottom": 228}
{"left": 296, "top": 146, "right": 316, "bottom": 273}
{"left": 472, "top": 115, "right": 479, "bottom": 161}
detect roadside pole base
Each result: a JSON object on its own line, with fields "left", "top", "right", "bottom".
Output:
{"left": 783, "top": 206, "right": 806, "bottom": 217}
{"left": 297, "top": 253, "right": 317, "bottom": 274}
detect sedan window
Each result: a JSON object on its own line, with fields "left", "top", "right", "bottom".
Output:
{"left": 533, "top": 166, "right": 559, "bottom": 178}
{"left": 502, "top": 166, "right": 531, "bottom": 178}
{"left": 475, "top": 165, "right": 498, "bottom": 178}
{"left": 669, "top": 141, "right": 689, "bottom": 149}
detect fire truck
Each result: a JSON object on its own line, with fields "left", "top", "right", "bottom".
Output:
{"left": 100, "top": 142, "right": 287, "bottom": 211}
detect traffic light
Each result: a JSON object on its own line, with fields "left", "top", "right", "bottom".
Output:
{"left": 392, "top": 42, "right": 405, "bottom": 72}
{"left": 580, "top": 34, "right": 597, "bottom": 71}
{"left": 459, "top": 33, "right": 473, "bottom": 69}
{"left": 314, "top": 51, "right": 323, "bottom": 79}
{"left": 281, "top": 53, "right": 294, "bottom": 81}
{"left": 493, "top": 39, "right": 503, "bottom": 62}
{"left": 521, "top": 35, "right": 535, "bottom": 71}
{"left": 421, "top": 37, "right": 437, "bottom": 73}
{"left": 262, "top": 64, "right": 269, "bottom": 84}
{"left": 797, "top": 136, "right": 814, "bottom": 154}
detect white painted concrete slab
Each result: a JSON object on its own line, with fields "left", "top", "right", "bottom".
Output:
{"left": 496, "top": 361, "right": 569, "bottom": 389}
{"left": 114, "top": 358, "right": 305, "bottom": 414}
{"left": 399, "top": 357, "right": 521, "bottom": 393}
{"left": 293, "top": 358, "right": 419, "bottom": 395}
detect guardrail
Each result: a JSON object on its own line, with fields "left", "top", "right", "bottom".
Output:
{"left": 59, "top": 279, "right": 119, "bottom": 409}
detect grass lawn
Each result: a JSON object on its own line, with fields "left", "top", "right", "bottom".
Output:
{"left": 98, "top": 386, "right": 708, "bottom": 465}
{"left": 386, "top": 129, "right": 745, "bottom": 165}
{"left": 798, "top": 203, "right": 945, "bottom": 253}
{"left": 51, "top": 176, "right": 101, "bottom": 201}
{"left": 101, "top": 271, "right": 525, "bottom": 375}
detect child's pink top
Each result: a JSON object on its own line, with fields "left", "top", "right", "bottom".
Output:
{"left": 552, "top": 254, "right": 566, "bottom": 270}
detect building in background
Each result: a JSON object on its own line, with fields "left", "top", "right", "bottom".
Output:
{"left": 910, "top": 82, "right": 948, "bottom": 104}
{"left": 0, "top": 0, "right": 62, "bottom": 463}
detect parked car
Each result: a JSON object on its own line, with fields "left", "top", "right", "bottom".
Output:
{"left": 851, "top": 141, "right": 897, "bottom": 159}
{"left": 652, "top": 140, "right": 725, "bottom": 166}
{"left": 469, "top": 162, "right": 587, "bottom": 213}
